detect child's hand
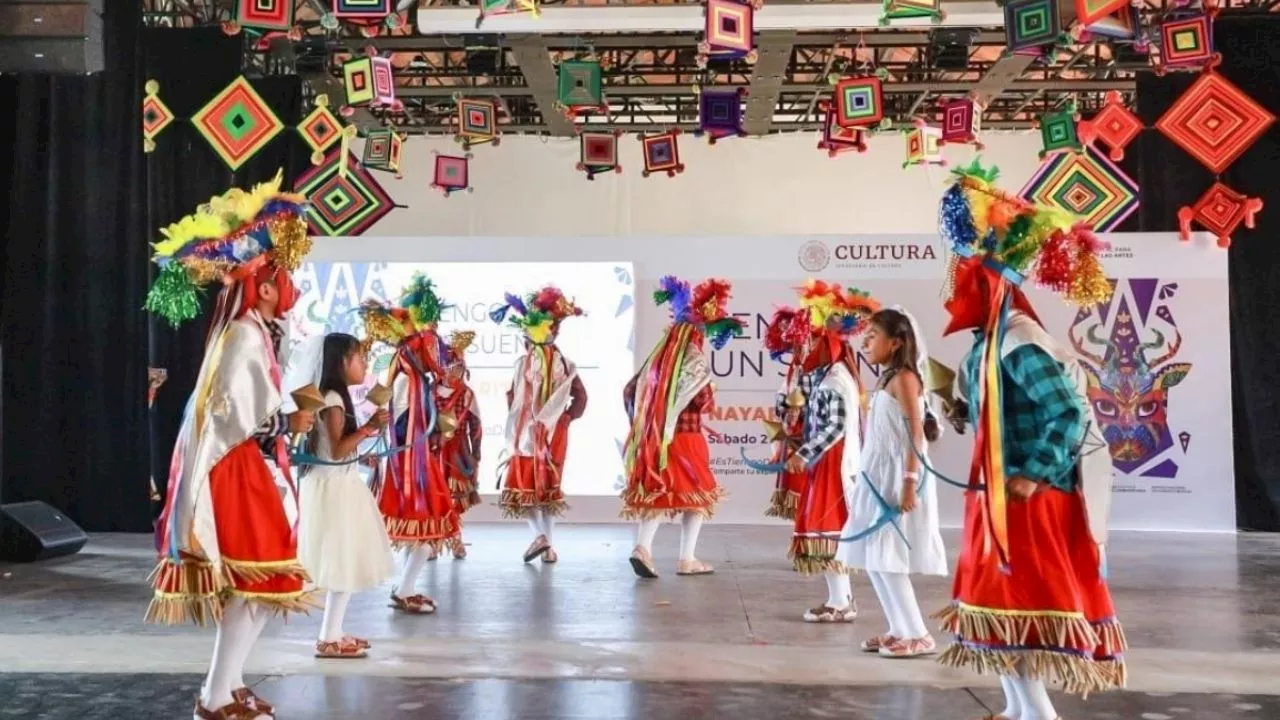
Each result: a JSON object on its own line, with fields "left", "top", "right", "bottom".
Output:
{"left": 900, "top": 482, "right": 919, "bottom": 513}
{"left": 287, "top": 410, "right": 314, "bottom": 434}
{"left": 366, "top": 409, "right": 390, "bottom": 430}
{"left": 784, "top": 454, "right": 805, "bottom": 474}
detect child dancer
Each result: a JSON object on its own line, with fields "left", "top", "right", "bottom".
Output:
{"left": 360, "top": 274, "right": 461, "bottom": 614}
{"left": 762, "top": 307, "right": 806, "bottom": 521}
{"left": 784, "top": 281, "right": 879, "bottom": 622}
{"left": 491, "top": 286, "right": 588, "bottom": 564}
{"left": 438, "top": 331, "right": 482, "bottom": 559}
{"left": 849, "top": 307, "right": 948, "bottom": 657}
{"left": 622, "top": 277, "right": 744, "bottom": 578}
{"left": 935, "top": 160, "right": 1125, "bottom": 718}
{"left": 292, "top": 333, "right": 396, "bottom": 659}
{"left": 144, "top": 173, "right": 315, "bottom": 719}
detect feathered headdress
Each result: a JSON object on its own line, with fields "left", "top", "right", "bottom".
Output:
{"left": 798, "top": 280, "right": 881, "bottom": 338}
{"left": 653, "top": 276, "right": 745, "bottom": 350}
{"left": 489, "top": 285, "right": 584, "bottom": 345}
{"left": 399, "top": 273, "right": 450, "bottom": 330}
{"left": 144, "top": 170, "right": 311, "bottom": 326}
{"left": 939, "top": 158, "right": 1112, "bottom": 307}
{"left": 763, "top": 306, "right": 805, "bottom": 362}
{"left": 356, "top": 273, "right": 450, "bottom": 354}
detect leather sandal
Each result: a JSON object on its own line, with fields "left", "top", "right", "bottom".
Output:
{"left": 676, "top": 558, "right": 715, "bottom": 576}
{"left": 542, "top": 547, "right": 558, "bottom": 564}
{"left": 388, "top": 593, "right": 437, "bottom": 614}
{"left": 230, "top": 688, "right": 273, "bottom": 716}
{"left": 315, "top": 638, "right": 368, "bottom": 659}
{"left": 523, "top": 535, "right": 550, "bottom": 563}
{"left": 342, "top": 634, "right": 371, "bottom": 650}
{"left": 859, "top": 634, "right": 899, "bottom": 653}
{"left": 451, "top": 537, "right": 467, "bottom": 559}
{"left": 629, "top": 546, "right": 659, "bottom": 579}
{"left": 194, "top": 698, "right": 260, "bottom": 719}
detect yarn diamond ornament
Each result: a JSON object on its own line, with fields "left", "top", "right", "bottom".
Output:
{"left": 1081, "top": 4, "right": 1139, "bottom": 40}
{"left": 1178, "top": 182, "right": 1263, "bottom": 248}
{"left": 1038, "top": 107, "right": 1081, "bottom": 157}
{"left": 298, "top": 94, "right": 344, "bottom": 165}
{"left": 236, "top": 0, "right": 293, "bottom": 31}
{"left": 192, "top": 76, "right": 284, "bottom": 171}
{"left": 834, "top": 76, "right": 884, "bottom": 129}
{"left": 455, "top": 98, "right": 501, "bottom": 150}
{"left": 370, "top": 56, "right": 396, "bottom": 107}
{"left": 903, "top": 123, "right": 945, "bottom": 168}
{"left": 940, "top": 96, "right": 983, "bottom": 148}
{"left": 1158, "top": 14, "right": 1219, "bottom": 72}
{"left": 343, "top": 56, "right": 376, "bottom": 106}
{"left": 477, "top": 0, "right": 540, "bottom": 27}
{"left": 1156, "top": 71, "right": 1275, "bottom": 174}
{"left": 142, "top": 80, "right": 173, "bottom": 153}
{"left": 333, "top": 0, "right": 392, "bottom": 21}
{"left": 639, "top": 130, "right": 685, "bottom": 178}
{"left": 362, "top": 127, "right": 403, "bottom": 175}
{"left": 431, "top": 152, "right": 473, "bottom": 195}
{"left": 816, "top": 101, "right": 868, "bottom": 157}
{"left": 577, "top": 129, "right": 623, "bottom": 180}
{"left": 1078, "top": 91, "right": 1141, "bottom": 161}
{"left": 1020, "top": 144, "right": 1138, "bottom": 232}
{"left": 295, "top": 149, "right": 397, "bottom": 236}
{"left": 1003, "top": 0, "right": 1063, "bottom": 54}
{"left": 880, "top": 0, "right": 943, "bottom": 24}
{"left": 697, "top": 88, "right": 747, "bottom": 143}
{"left": 1073, "top": 0, "right": 1128, "bottom": 27}
{"left": 557, "top": 59, "right": 607, "bottom": 118}
{"left": 698, "top": 0, "right": 758, "bottom": 67}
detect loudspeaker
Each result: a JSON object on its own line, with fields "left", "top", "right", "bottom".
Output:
{"left": 0, "top": 0, "right": 104, "bottom": 74}
{"left": 0, "top": 501, "right": 88, "bottom": 562}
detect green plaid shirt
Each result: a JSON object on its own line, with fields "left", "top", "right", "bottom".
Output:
{"left": 961, "top": 334, "right": 1085, "bottom": 492}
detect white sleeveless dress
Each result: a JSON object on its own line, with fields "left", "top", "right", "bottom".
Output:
{"left": 841, "top": 389, "right": 948, "bottom": 576}
{"left": 298, "top": 391, "right": 396, "bottom": 592}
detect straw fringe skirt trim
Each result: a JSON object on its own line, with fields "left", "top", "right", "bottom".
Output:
{"left": 620, "top": 431, "right": 725, "bottom": 521}
{"left": 379, "top": 444, "right": 462, "bottom": 552}
{"left": 499, "top": 416, "right": 571, "bottom": 519}
{"left": 764, "top": 472, "right": 804, "bottom": 520}
{"left": 788, "top": 440, "right": 849, "bottom": 576}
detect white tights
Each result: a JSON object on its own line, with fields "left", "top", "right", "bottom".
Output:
{"left": 198, "top": 598, "right": 269, "bottom": 715}
{"left": 867, "top": 570, "right": 929, "bottom": 639}
{"left": 319, "top": 591, "right": 351, "bottom": 643}
{"left": 634, "top": 512, "right": 706, "bottom": 560}
{"left": 822, "top": 570, "right": 852, "bottom": 609}
{"left": 526, "top": 507, "right": 556, "bottom": 546}
{"left": 999, "top": 661, "right": 1059, "bottom": 720}
{"left": 395, "top": 546, "right": 432, "bottom": 598}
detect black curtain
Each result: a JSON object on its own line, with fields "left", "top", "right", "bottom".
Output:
{"left": 142, "top": 28, "right": 309, "bottom": 522}
{"left": 0, "top": 0, "right": 150, "bottom": 531}
{"left": 1133, "top": 13, "right": 1280, "bottom": 531}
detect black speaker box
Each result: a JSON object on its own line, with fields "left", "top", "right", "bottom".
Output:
{"left": 0, "top": 0, "right": 104, "bottom": 74}
{"left": 0, "top": 501, "right": 88, "bottom": 562}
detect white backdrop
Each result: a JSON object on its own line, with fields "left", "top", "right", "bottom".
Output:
{"left": 308, "top": 232, "right": 1234, "bottom": 532}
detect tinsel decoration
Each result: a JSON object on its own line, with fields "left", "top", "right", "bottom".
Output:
{"left": 400, "top": 272, "right": 450, "bottom": 328}
{"left": 144, "top": 262, "right": 204, "bottom": 327}
{"left": 358, "top": 300, "right": 410, "bottom": 353}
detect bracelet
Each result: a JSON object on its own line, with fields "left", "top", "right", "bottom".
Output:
{"left": 903, "top": 471, "right": 919, "bottom": 480}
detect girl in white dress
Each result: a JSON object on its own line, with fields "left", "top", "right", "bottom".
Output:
{"left": 848, "top": 307, "right": 948, "bottom": 658}
{"left": 297, "top": 333, "right": 396, "bottom": 659}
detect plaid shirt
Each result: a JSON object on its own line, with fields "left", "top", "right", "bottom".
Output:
{"left": 794, "top": 367, "right": 847, "bottom": 465}
{"left": 623, "top": 379, "right": 714, "bottom": 434}
{"left": 253, "top": 319, "right": 289, "bottom": 457}
{"left": 961, "top": 337, "right": 1085, "bottom": 492}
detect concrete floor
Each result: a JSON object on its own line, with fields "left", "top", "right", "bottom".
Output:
{"left": 1, "top": 524, "right": 1278, "bottom": 718}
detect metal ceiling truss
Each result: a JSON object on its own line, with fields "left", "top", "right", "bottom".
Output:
{"left": 141, "top": 0, "right": 1278, "bottom": 137}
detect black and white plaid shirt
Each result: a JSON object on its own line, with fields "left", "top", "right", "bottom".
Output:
{"left": 794, "top": 367, "right": 847, "bottom": 466}
{"left": 252, "top": 319, "right": 289, "bottom": 457}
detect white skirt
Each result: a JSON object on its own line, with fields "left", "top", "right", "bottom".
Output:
{"left": 298, "top": 467, "right": 396, "bottom": 593}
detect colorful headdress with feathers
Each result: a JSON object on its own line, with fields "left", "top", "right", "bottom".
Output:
{"left": 489, "top": 285, "right": 584, "bottom": 345}
{"left": 939, "top": 158, "right": 1112, "bottom": 307}
{"left": 654, "top": 276, "right": 745, "bottom": 350}
{"left": 357, "top": 273, "right": 450, "bottom": 353}
{"left": 763, "top": 306, "right": 805, "bottom": 362}
{"left": 798, "top": 280, "right": 881, "bottom": 338}
{"left": 144, "top": 170, "right": 311, "bottom": 326}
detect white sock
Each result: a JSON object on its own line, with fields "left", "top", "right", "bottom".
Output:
{"left": 880, "top": 572, "right": 929, "bottom": 639}
{"left": 319, "top": 591, "right": 352, "bottom": 643}
{"left": 823, "top": 570, "right": 852, "bottom": 609}
{"left": 635, "top": 518, "right": 662, "bottom": 553}
{"left": 228, "top": 604, "right": 269, "bottom": 692}
{"left": 678, "top": 512, "right": 705, "bottom": 560}
{"left": 867, "top": 571, "right": 903, "bottom": 637}
{"left": 999, "top": 676, "right": 1024, "bottom": 720}
{"left": 199, "top": 598, "right": 256, "bottom": 712}
{"left": 527, "top": 508, "right": 546, "bottom": 541}
{"left": 541, "top": 513, "right": 556, "bottom": 547}
{"left": 1013, "top": 665, "right": 1058, "bottom": 720}
{"left": 395, "top": 546, "right": 431, "bottom": 598}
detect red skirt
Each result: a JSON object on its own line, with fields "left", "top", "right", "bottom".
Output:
{"left": 499, "top": 416, "right": 570, "bottom": 518}
{"left": 146, "top": 441, "right": 310, "bottom": 626}
{"left": 378, "top": 444, "right": 460, "bottom": 551}
{"left": 621, "top": 431, "right": 724, "bottom": 520}
{"left": 935, "top": 487, "right": 1127, "bottom": 695}
{"left": 789, "top": 439, "right": 848, "bottom": 574}
{"left": 442, "top": 431, "right": 481, "bottom": 515}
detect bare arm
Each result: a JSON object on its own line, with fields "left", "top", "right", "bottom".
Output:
{"left": 889, "top": 370, "right": 925, "bottom": 477}
{"left": 567, "top": 375, "right": 589, "bottom": 420}
{"left": 323, "top": 406, "right": 369, "bottom": 460}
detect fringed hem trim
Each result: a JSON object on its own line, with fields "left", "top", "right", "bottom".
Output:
{"left": 144, "top": 557, "right": 312, "bottom": 626}
{"left": 222, "top": 558, "right": 310, "bottom": 586}
{"left": 497, "top": 489, "right": 568, "bottom": 519}
{"left": 385, "top": 516, "right": 459, "bottom": 553}
{"left": 228, "top": 588, "right": 320, "bottom": 617}
{"left": 936, "top": 644, "right": 1127, "bottom": 697}
{"left": 932, "top": 602, "right": 1128, "bottom": 696}
{"left": 619, "top": 487, "right": 726, "bottom": 521}
{"left": 145, "top": 591, "right": 223, "bottom": 627}
{"left": 456, "top": 491, "right": 483, "bottom": 513}
{"left": 788, "top": 536, "right": 844, "bottom": 576}
{"left": 763, "top": 489, "right": 799, "bottom": 520}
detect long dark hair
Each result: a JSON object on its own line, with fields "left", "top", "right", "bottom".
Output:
{"left": 870, "top": 309, "right": 940, "bottom": 442}
{"left": 318, "top": 332, "right": 361, "bottom": 437}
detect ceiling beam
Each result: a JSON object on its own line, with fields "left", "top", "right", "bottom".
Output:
{"left": 396, "top": 78, "right": 1136, "bottom": 98}
{"left": 504, "top": 34, "right": 577, "bottom": 137}
{"left": 743, "top": 31, "right": 797, "bottom": 136}
{"left": 390, "top": 119, "right": 1040, "bottom": 134}
{"left": 329, "top": 30, "right": 1010, "bottom": 52}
